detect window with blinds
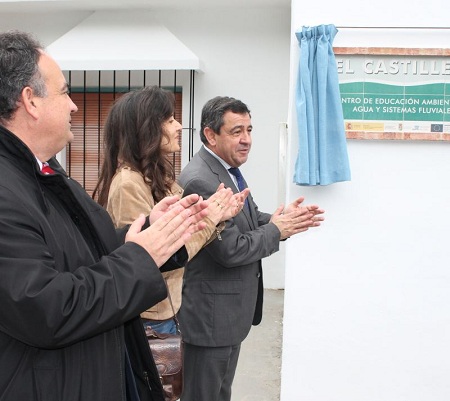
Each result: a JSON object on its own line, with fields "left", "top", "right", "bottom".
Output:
{"left": 63, "top": 69, "right": 196, "bottom": 199}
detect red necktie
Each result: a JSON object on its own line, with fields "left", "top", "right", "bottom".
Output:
{"left": 41, "top": 162, "right": 55, "bottom": 175}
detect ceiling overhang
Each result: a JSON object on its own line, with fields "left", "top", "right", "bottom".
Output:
{"left": 46, "top": 10, "right": 202, "bottom": 71}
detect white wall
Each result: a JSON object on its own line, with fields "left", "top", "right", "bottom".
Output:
{"left": 0, "top": 10, "right": 93, "bottom": 46}
{"left": 281, "top": 1, "right": 450, "bottom": 400}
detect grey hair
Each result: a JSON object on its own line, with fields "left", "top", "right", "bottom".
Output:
{"left": 0, "top": 30, "right": 47, "bottom": 123}
{"left": 199, "top": 96, "right": 251, "bottom": 144}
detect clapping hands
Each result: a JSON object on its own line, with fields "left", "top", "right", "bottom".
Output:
{"left": 126, "top": 194, "right": 209, "bottom": 267}
{"left": 206, "top": 184, "right": 250, "bottom": 224}
{"left": 270, "top": 196, "right": 324, "bottom": 240}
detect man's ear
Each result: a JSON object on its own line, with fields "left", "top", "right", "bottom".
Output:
{"left": 20, "top": 87, "right": 39, "bottom": 119}
{"left": 204, "top": 127, "right": 217, "bottom": 146}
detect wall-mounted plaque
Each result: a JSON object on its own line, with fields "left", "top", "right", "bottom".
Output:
{"left": 335, "top": 47, "right": 450, "bottom": 141}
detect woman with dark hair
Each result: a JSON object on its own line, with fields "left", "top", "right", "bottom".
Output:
{"left": 95, "top": 85, "right": 247, "bottom": 334}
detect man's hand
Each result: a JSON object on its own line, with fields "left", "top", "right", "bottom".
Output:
{"left": 270, "top": 197, "right": 324, "bottom": 240}
{"left": 127, "top": 201, "right": 208, "bottom": 267}
{"left": 284, "top": 197, "right": 325, "bottom": 223}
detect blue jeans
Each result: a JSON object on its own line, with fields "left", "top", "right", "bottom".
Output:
{"left": 143, "top": 318, "right": 177, "bottom": 335}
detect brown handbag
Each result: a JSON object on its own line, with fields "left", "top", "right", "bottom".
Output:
{"left": 145, "top": 282, "right": 183, "bottom": 401}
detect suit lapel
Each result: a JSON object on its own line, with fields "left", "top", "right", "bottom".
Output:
{"left": 199, "top": 147, "right": 255, "bottom": 229}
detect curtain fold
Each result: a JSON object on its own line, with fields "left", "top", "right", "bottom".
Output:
{"left": 294, "top": 24, "right": 351, "bottom": 186}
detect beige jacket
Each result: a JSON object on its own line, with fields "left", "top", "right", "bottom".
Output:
{"left": 107, "top": 166, "right": 220, "bottom": 320}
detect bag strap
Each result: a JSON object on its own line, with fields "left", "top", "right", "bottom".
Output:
{"left": 164, "top": 279, "right": 181, "bottom": 335}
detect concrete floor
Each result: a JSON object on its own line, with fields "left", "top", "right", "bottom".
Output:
{"left": 232, "top": 289, "right": 284, "bottom": 401}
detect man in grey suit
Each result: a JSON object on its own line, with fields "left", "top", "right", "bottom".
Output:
{"left": 178, "top": 96, "right": 324, "bottom": 401}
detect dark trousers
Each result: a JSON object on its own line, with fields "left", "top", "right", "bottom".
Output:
{"left": 125, "top": 346, "right": 140, "bottom": 401}
{"left": 181, "top": 342, "right": 241, "bottom": 401}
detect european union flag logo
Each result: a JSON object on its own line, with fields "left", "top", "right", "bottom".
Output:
{"left": 431, "top": 124, "right": 443, "bottom": 132}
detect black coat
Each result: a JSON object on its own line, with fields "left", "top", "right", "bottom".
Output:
{"left": 0, "top": 125, "right": 172, "bottom": 401}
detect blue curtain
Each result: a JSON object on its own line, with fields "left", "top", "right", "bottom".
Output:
{"left": 294, "top": 24, "right": 351, "bottom": 186}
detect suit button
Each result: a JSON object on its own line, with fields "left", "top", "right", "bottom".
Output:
{"left": 256, "top": 272, "right": 261, "bottom": 278}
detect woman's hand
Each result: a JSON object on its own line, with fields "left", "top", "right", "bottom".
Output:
{"left": 205, "top": 184, "right": 251, "bottom": 224}
{"left": 204, "top": 184, "right": 234, "bottom": 225}
{"left": 150, "top": 193, "right": 208, "bottom": 225}
{"left": 220, "top": 188, "right": 250, "bottom": 221}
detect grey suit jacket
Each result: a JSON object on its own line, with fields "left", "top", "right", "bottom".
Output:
{"left": 178, "top": 146, "right": 281, "bottom": 347}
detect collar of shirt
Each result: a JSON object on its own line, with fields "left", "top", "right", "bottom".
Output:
{"left": 35, "top": 157, "right": 44, "bottom": 171}
{"left": 202, "top": 145, "right": 239, "bottom": 189}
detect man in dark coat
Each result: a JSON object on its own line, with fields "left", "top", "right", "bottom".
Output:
{"left": 178, "top": 96, "right": 324, "bottom": 401}
{"left": 0, "top": 30, "right": 207, "bottom": 401}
